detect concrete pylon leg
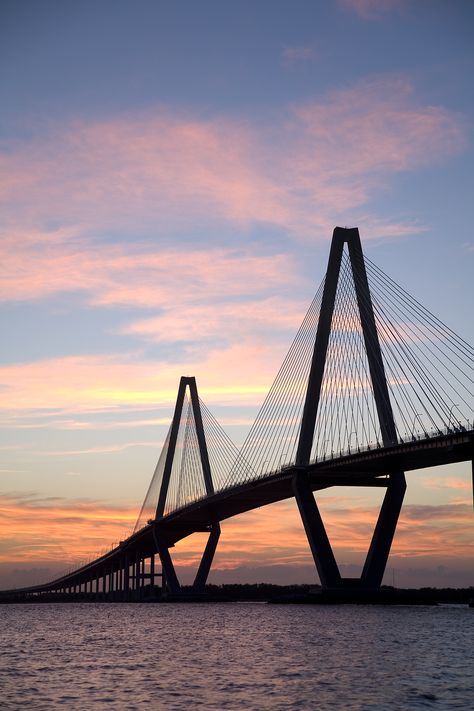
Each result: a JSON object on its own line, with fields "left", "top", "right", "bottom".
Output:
{"left": 193, "top": 523, "right": 220, "bottom": 591}
{"left": 361, "top": 472, "right": 406, "bottom": 588}
{"left": 153, "top": 530, "right": 181, "bottom": 596}
{"left": 124, "top": 555, "right": 130, "bottom": 601}
{"left": 150, "top": 554, "right": 155, "bottom": 596}
{"left": 293, "top": 473, "right": 342, "bottom": 589}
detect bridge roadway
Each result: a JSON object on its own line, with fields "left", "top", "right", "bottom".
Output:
{"left": 5, "top": 428, "right": 472, "bottom": 598}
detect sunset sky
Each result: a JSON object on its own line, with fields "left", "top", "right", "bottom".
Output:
{"left": 1, "top": 0, "right": 473, "bottom": 590}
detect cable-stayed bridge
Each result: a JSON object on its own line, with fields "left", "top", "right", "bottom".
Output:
{"left": 2, "top": 227, "right": 473, "bottom": 600}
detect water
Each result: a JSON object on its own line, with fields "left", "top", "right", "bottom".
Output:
{"left": 0, "top": 603, "right": 472, "bottom": 710}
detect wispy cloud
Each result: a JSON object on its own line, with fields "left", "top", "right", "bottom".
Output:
{"left": 0, "top": 492, "right": 137, "bottom": 566}
{"left": 338, "top": 0, "right": 406, "bottom": 21}
{"left": 291, "top": 78, "right": 463, "bottom": 188}
{"left": 423, "top": 476, "right": 471, "bottom": 492}
{"left": 0, "top": 342, "right": 280, "bottom": 414}
{"left": 1, "top": 77, "right": 465, "bottom": 254}
{"left": 2, "top": 415, "right": 172, "bottom": 431}
{"left": 41, "top": 441, "right": 159, "bottom": 456}
{"left": 0, "top": 229, "right": 296, "bottom": 305}
{"left": 282, "top": 46, "right": 318, "bottom": 65}
{"left": 119, "top": 297, "right": 306, "bottom": 345}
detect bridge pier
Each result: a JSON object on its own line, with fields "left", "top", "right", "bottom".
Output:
{"left": 150, "top": 553, "right": 155, "bottom": 592}
{"left": 134, "top": 552, "right": 140, "bottom": 599}
{"left": 294, "top": 470, "right": 406, "bottom": 591}
{"left": 152, "top": 523, "right": 221, "bottom": 598}
{"left": 139, "top": 558, "right": 143, "bottom": 597}
{"left": 124, "top": 554, "right": 130, "bottom": 601}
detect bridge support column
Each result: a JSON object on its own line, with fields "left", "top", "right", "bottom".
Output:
{"left": 138, "top": 556, "right": 144, "bottom": 600}
{"left": 193, "top": 523, "right": 221, "bottom": 592}
{"left": 124, "top": 555, "right": 130, "bottom": 601}
{"left": 135, "top": 558, "right": 140, "bottom": 598}
{"left": 155, "top": 539, "right": 181, "bottom": 596}
{"left": 293, "top": 473, "right": 342, "bottom": 589}
{"left": 152, "top": 523, "right": 221, "bottom": 597}
{"left": 361, "top": 472, "right": 406, "bottom": 588}
{"left": 294, "top": 471, "right": 406, "bottom": 590}
{"left": 150, "top": 554, "right": 155, "bottom": 596}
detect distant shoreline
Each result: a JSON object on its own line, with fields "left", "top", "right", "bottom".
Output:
{"left": 1, "top": 582, "right": 473, "bottom": 605}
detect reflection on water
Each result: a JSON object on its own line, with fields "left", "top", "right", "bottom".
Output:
{"left": 1, "top": 603, "right": 472, "bottom": 710}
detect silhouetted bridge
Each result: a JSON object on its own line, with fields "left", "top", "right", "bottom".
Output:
{"left": 2, "top": 228, "right": 473, "bottom": 601}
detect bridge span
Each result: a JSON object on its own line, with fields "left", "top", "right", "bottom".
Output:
{"left": 2, "top": 227, "right": 473, "bottom": 601}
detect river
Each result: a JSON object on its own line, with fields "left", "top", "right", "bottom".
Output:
{"left": 1, "top": 602, "right": 472, "bottom": 710}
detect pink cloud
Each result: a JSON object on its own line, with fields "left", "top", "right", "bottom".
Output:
{"left": 0, "top": 77, "right": 465, "bottom": 248}
{"left": 291, "top": 78, "right": 464, "bottom": 183}
{"left": 0, "top": 226, "right": 297, "bottom": 305}
{"left": 0, "top": 492, "right": 137, "bottom": 567}
{"left": 0, "top": 339, "right": 282, "bottom": 415}
{"left": 282, "top": 46, "right": 318, "bottom": 64}
{"left": 42, "top": 442, "right": 159, "bottom": 456}
{"left": 120, "top": 297, "right": 307, "bottom": 344}
{"left": 0, "top": 113, "right": 288, "bottom": 233}
{"left": 423, "top": 476, "right": 471, "bottom": 492}
{"left": 3, "top": 416, "right": 172, "bottom": 431}
{"left": 338, "top": 0, "right": 407, "bottom": 20}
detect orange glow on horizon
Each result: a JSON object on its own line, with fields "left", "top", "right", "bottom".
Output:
{"left": 1, "top": 493, "right": 471, "bottom": 583}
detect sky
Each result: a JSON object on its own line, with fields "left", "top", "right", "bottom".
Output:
{"left": 0, "top": 0, "right": 473, "bottom": 590}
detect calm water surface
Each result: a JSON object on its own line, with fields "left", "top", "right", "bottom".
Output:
{"left": 1, "top": 603, "right": 472, "bottom": 710}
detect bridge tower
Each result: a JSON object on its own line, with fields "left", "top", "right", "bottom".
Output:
{"left": 293, "top": 226, "right": 406, "bottom": 590}
{"left": 153, "top": 376, "right": 221, "bottom": 597}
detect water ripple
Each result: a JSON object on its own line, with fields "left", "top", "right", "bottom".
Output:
{"left": 0, "top": 603, "right": 472, "bottom": 710}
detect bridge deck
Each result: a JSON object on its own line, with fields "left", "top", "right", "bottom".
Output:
{"left": 161, "top": 430, "right": 472, "bottom": 544}
{"left": 3, "top": 430, "right": 470, "bottom": 597}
